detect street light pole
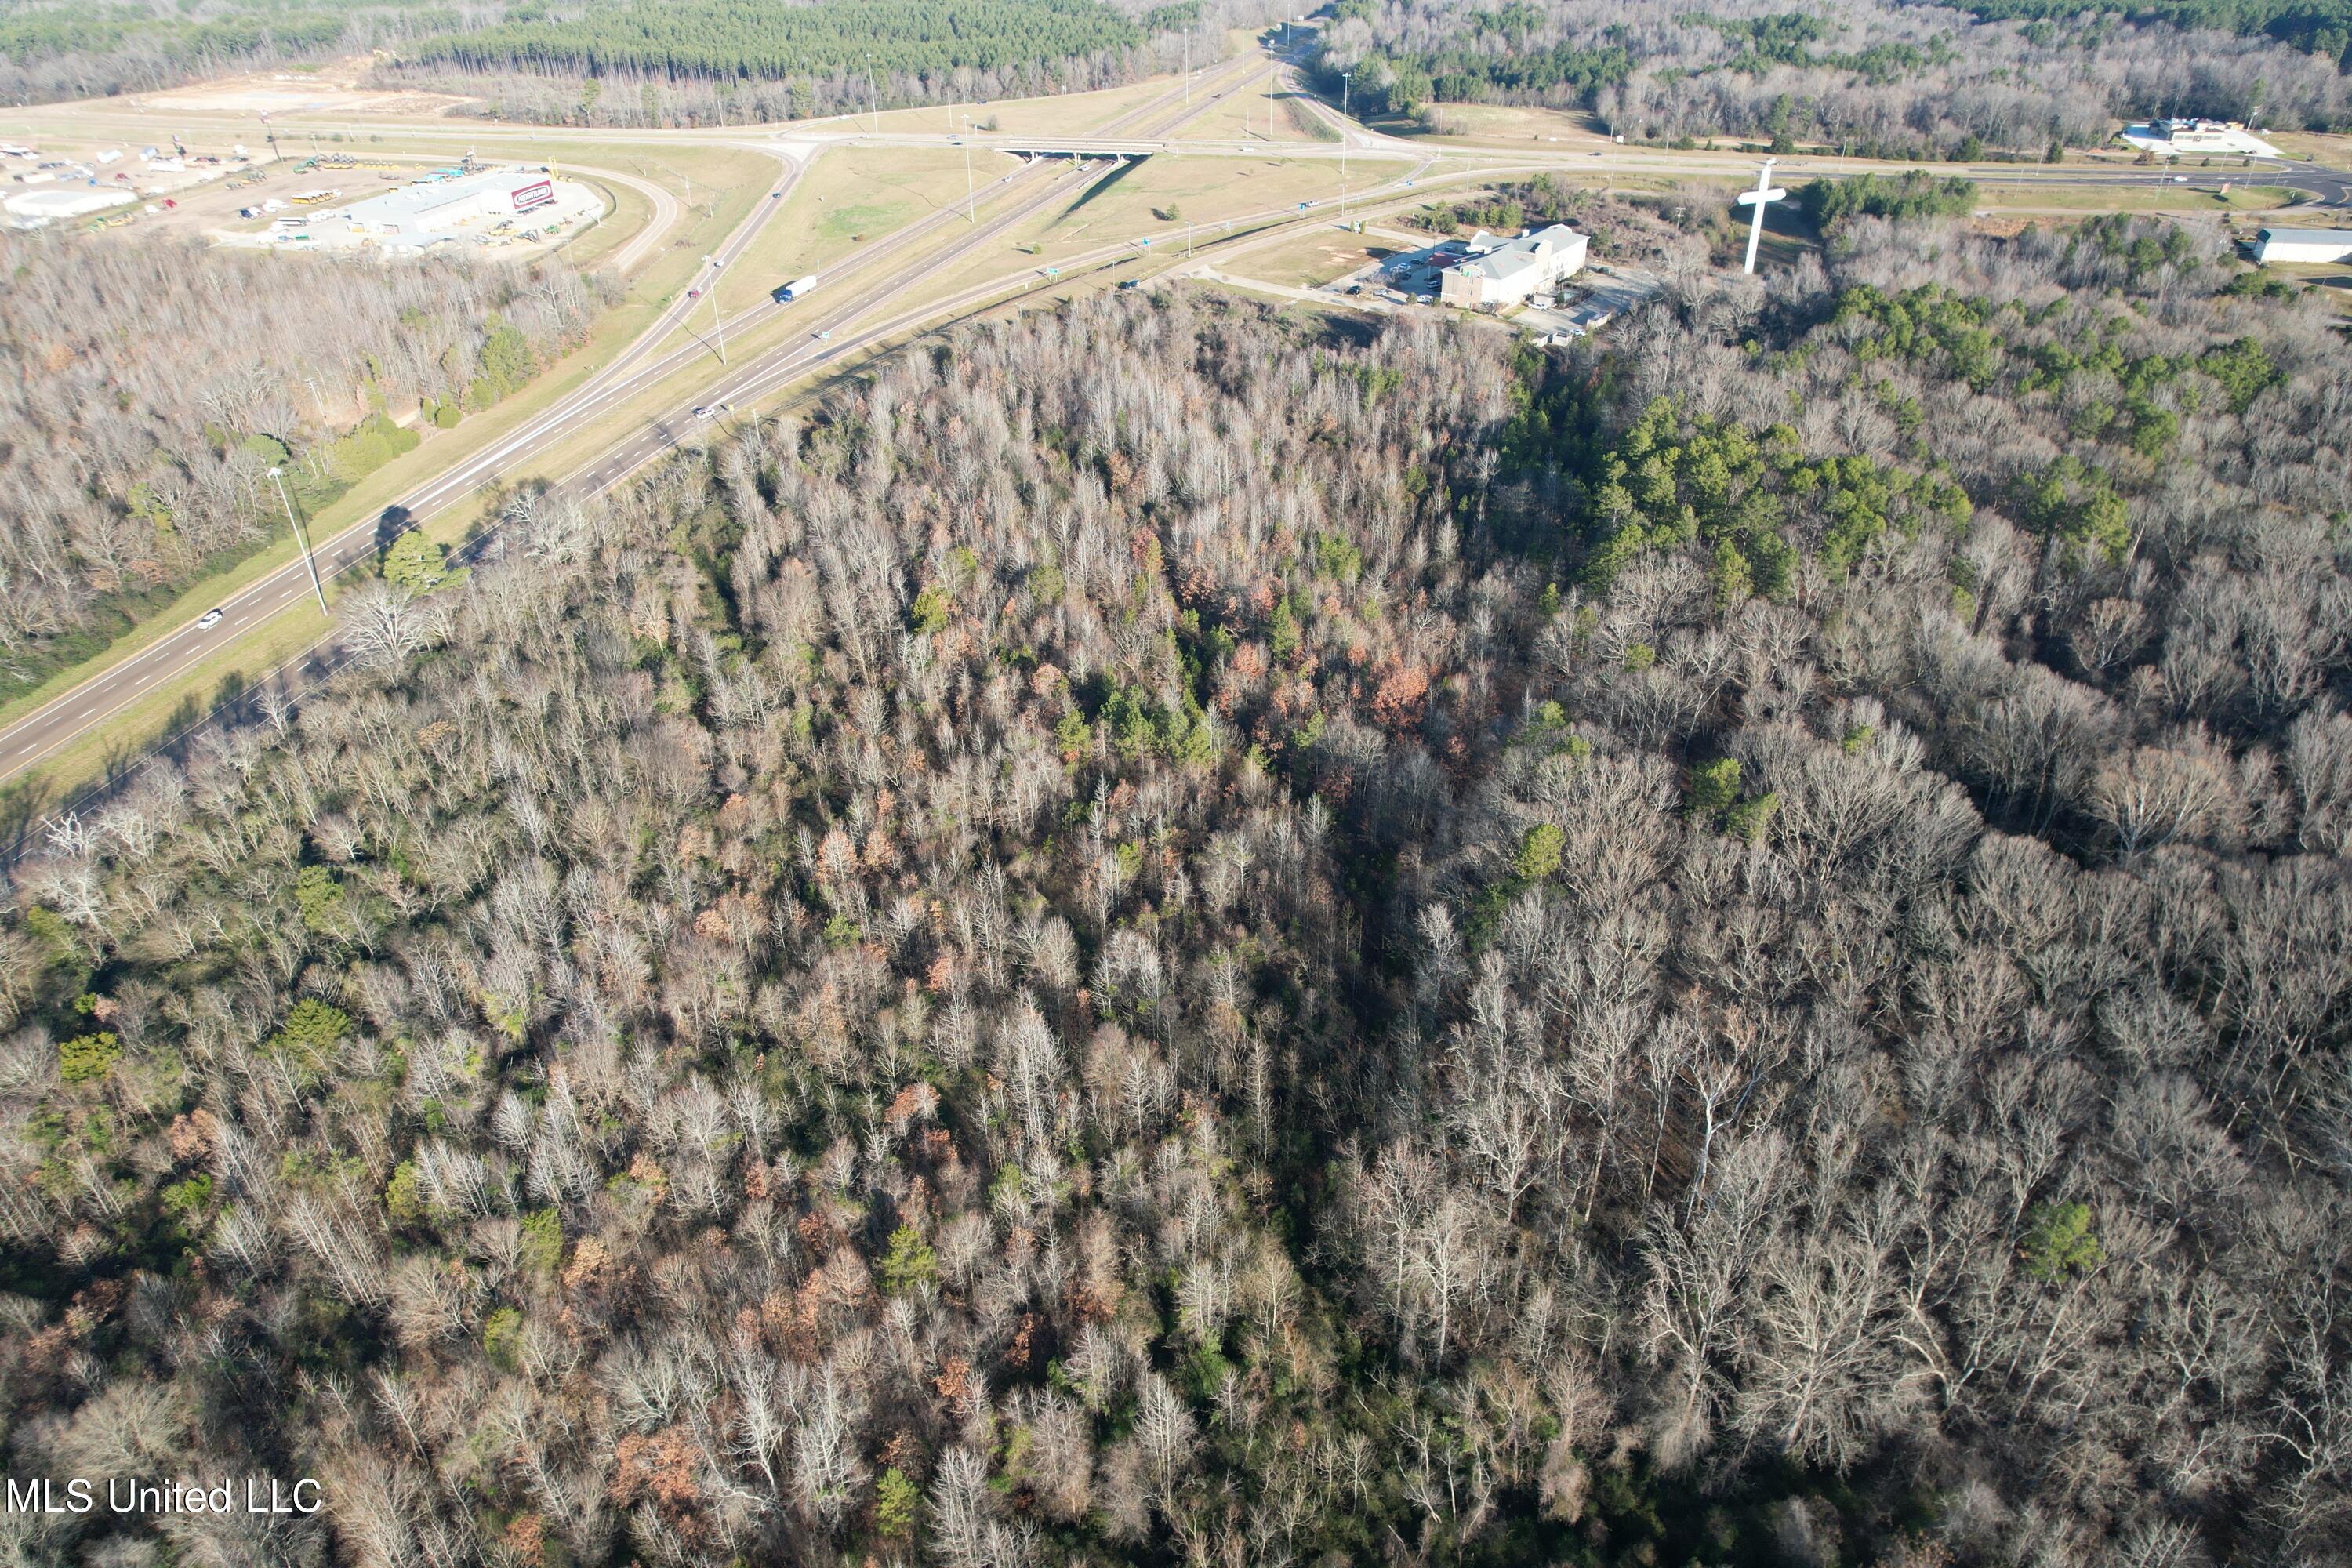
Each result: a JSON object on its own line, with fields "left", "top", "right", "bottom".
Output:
{"left": 704, "top": 253, "right": 727, "bottom": 363}
{"left": 866, "top": 53, "right": 879, "bottom": 136}
{"left": 1340, "top": 71, "right": 1352, "bottom": 223}
{"left": 961, "top": 120, "right": 975, "bottom": 221}
{"left": 267, "top": 466, "right": 329, "bottom": 615}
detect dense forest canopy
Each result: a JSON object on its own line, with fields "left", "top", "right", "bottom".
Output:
{"left": 0, "top": 0, "right": 1261, "bottom": 118}
{"left": 365, "top": 0, "right": 1278, "bottom": 130}
{"left": 1313, "top": 0, "right": 2352, "bottom": 153}
{"left": 7, "top": 193, "right": 2352, "bottom": 1566}
{"left": 0, "top": 234, "right": 609, "bottom": 703}
{"left": 1949, "top": 0, "right": 2352, "bottom": 70}
{"left": 0, "top": 0, "right": 470, "bottom": 106}
{"left": 369, "top": 0, "right": 1262, "bottom": 128}
{"left": 397, "top": 0, "right": 1148, "bottom": 84}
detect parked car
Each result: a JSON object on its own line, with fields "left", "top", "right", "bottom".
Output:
{"left": 1118, "top": 278, "right": 1141, "bottom": 290}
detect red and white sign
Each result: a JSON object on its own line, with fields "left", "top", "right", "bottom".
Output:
{"left": 509, "top": 179, "right": 554, "bottom": 212}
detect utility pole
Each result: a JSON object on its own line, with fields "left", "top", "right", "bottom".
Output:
{"left": 1184, "top": 31, "right": 1190, "bottom": 103}
{"left": 866, "top": 53, "right": 879, "bottom": 136}
{"left": 267, "top": 466, "right": 329, "bottom": 615}
{"left": 704, "top": 254, "right": 726, "bottom": 362}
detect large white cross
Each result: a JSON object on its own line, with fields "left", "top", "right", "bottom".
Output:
{"left": 1736, "top": 158, "right": 1788, "bottom": 276}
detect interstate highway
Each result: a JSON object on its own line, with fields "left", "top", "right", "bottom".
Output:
{"left": 0, "top": 42, "right": 1279, "bottom": 800}
{"left": 7, "top": 32, "right": 2352, "bottom": 816}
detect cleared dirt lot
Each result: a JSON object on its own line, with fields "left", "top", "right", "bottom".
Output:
{"left": 127, "top": 58, "right": 474, "bottom": 118}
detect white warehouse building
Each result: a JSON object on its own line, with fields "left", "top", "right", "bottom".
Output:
{"left": 1439, "top": 224, "right": 1589, "bottom": 309}
{"left": 337, "top": 168, "right": 557, "bottom": 244}
{"left": 2253, "top": 227, "right": 2352, "bottom": 265}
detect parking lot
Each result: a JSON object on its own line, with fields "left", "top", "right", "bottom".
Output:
{"left": 1294, "top": 225, "right": 1663, "bottom": 337}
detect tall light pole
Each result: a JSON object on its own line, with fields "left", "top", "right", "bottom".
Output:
{"left": 267, "top": 466, "right": 329, "bottom": 615}
{"left": 866, "top": 53, "right": 879, "bottom": 135}
{"left": 703, "top": 253, "right": 727, "bottom": 362}
{"left": 1339, "top": 71, "right": 1352, "bottom": 223}
{"left": 961, "top": 119, "right": 976, "bottom": 221}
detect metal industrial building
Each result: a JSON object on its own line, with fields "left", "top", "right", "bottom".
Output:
{"left": 1439, "top": 224, "right": 1590, "bottom": 310}
{"left": 2252, "top": 227, "right": 2352, "bottom": 265}
{"left": 336, "top": 169, "right": 557, "bottom": 248}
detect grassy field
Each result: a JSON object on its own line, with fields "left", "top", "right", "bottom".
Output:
{"left": 1156, "top": 70, "right": 1320, "bottom": 145}
{"left": 1224, "top": 227, "right": 1394, "bottom": 289}
{"left": 1373, "top": 100, "right": 1610, "bottom": 149}
{"left": 561, "top": 172, "right": 655, "bottom": 270}
{"left": 706, "top": 146, "right": 996, "bottom": 318}
{"left": 789, "top": 74, "right": 1171, "bottom": 140}
{"left": 1974, "top": 181, "right": 2296, "bottom": 215}
{"left": 1009, "top": 154, "right": 1358, "bottom": 258}
{"left": 2256, "top": 130, "right": 2352, "bottom": 164}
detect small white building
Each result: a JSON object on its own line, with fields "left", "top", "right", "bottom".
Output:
{"left": 2253, "top": 226, "right": 2352, "bottom": 264}
{"left": 2118, "top": 118, "right": 2282, "bottom": 159}
{"left": 1439, "top": 223, "right": 1589, "bottom": 309}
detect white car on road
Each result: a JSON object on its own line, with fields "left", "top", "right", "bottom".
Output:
{"left": 197, "top": 608, "right": 223, "bottom": 630}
